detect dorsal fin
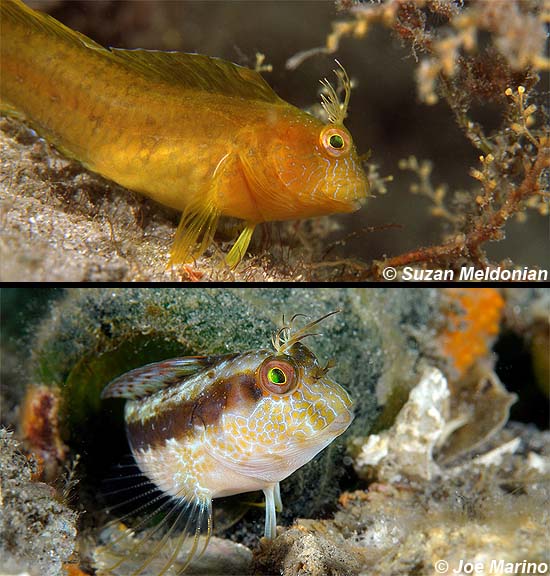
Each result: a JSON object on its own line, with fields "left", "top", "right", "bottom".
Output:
{"left": 110, "top": 49, "right": 282, "bottom": 103}
{"left": 1, "top": 0, "right": 107, "bottom": 53}
{"left": 2, "top": 0, "right": 282, "bottom": 104}
{"left": 101, "top": 356, "right": 231, "bottom": 400}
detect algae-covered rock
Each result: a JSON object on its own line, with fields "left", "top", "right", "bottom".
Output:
{"left": 0, "top": 429, "right": 77, "bottom": 576}
{"left": 351, "top": 421, "right": 550, "bottom": 576}
{"left": 253, "top": 527, "right": 362, "bottom": 576}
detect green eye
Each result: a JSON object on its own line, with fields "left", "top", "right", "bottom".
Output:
{"left": 329, "top": 134, "right": 344, "bottom": 149}
{"left": 268, "top": 367, "right": 286, "bottom": 385}
{"left": 261, "top": 359, "right": 296, "bottom": 395}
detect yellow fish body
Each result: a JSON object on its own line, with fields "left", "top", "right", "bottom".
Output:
{"left": 0, "top": 0, "right": 369, "bottom": 267}
{"left": 100, "top": 312, "right": 354, "bottom": 573}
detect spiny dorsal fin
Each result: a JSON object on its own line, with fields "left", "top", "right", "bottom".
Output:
{"left": 101, "top": 356, "right": 232, "bottom": 400}
{"left": 110, "top": 49, "right": 282, "bottom": 103}
{"left": 1, "top": 0, "right": 107, "bottom": 53}
{"left": 2, "top": 0, "right": 282, "bottom": 104}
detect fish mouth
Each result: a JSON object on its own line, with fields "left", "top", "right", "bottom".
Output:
{"left": 317, "top": 197, "right": 363, "bottom": 215}
{"left": 336, "top": 192, "right": 368, "bottom": 213}
{"left": 325, "top": 411, "right": 354, "bottom": 435}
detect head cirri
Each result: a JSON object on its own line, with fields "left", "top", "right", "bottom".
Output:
{"left": 99, "top": 311, "right": 353, "bottom": 574}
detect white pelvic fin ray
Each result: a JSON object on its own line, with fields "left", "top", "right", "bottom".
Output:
{"left": 274, "top": 482, "right": 283, "bottom": 513}
{"left": 263, "top": 484, "right": 277, "bottom": 540}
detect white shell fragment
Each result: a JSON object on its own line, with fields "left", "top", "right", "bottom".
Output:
{"left": 354, "top": 366, "right": 451, "bottom": 482}
{"left": 353, "top": 364, "right": 528, "bottom": 484}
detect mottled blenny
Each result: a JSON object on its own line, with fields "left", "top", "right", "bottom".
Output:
{"left": 101, "top": 311, "right": 354, "bottom": 573}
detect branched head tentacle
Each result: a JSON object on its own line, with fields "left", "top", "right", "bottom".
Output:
{"left": 311, "top": 358, "right": 337, "bottom": 380}
{"left": 320, "top": 60, "right": 351, "bottom": 126}
{"left": 273, "top": 310, "right": 341, "bottom": 354}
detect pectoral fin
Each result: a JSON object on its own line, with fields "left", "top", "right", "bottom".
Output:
{"left": 169, "top": 152, "right": 243, "bottom": 266}
{"left": 169, "top": 204, "right": 220, "bottom": 265}
{"left": 167, "top": 151, "right": 259, "bottom": 267}
{"left": 239, "top": 152, "right": 276, "bottom": 207}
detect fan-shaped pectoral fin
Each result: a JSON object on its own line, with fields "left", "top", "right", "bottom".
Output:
{"left": 168, "top": 152, "right": 237, "bottom": 266}
{"left": 168, "top": 202, "right": 221, "bottom": 266}
{"left": 97, "top": 488, "right": 212, "bottom": 576}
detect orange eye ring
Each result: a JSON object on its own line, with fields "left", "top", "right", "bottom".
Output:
{"left": 259, "top": 358, "right": 297, "bottom": 395}
{"left": 320, "top": 127, "right": 350, "bottom": 157}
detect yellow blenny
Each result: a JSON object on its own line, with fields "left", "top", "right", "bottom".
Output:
{"left": 100, "top": 311, "right": 354, "bottom": 574}
{"left": 0, "top": 0, "right": 369, "bottom": 268}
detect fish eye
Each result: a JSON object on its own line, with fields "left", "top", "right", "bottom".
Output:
{"left": 329, "top": 134, "right": 344, "bottom": 149}
{"left": 320, "top": 127, "right": 350, "bottom": 157}
{"left": 268, "top": 367, "right": 286, "bottom": 385}
{"left": 259, "top": 359, "right": 297, "bottom": 395}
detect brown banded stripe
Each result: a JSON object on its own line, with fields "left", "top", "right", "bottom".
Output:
{"left": 126, "top": 371, "right": 262, "bottom": 451}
